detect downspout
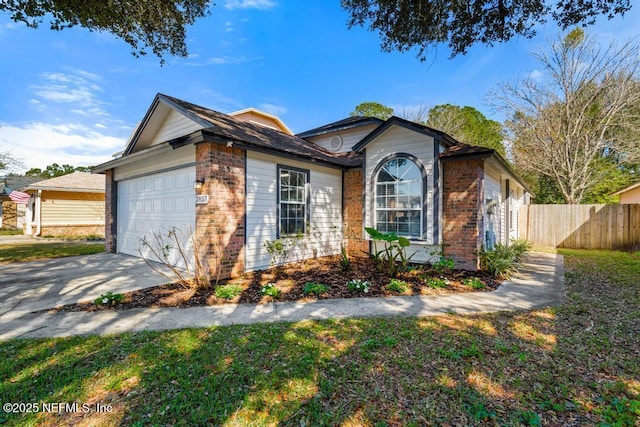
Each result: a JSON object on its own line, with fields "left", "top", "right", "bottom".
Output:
{"left": 35, "top": 190, "right": 42, "bottom": 236}
{"left": 25, "top": 196, "right": 33, "bottom": 236}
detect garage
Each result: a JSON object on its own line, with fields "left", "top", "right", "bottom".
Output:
{"left": 116, "top": 166, "right": 196, "bottom": 268}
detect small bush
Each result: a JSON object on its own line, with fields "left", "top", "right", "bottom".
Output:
{"left": 480, "top": 243, "right": 524, "bottom": 278}
{"left": 430, "top": 255, "right": 455, "bottom": 273}
{"left": 510, "top": 238, "right": 533, "bottom": 261}
{"left": 426, "top": 277, "right": 449, "bottom": 289}
{"left": 94, "top": 292, "right": 124, "bottom": 306}
{"left": 304, "top": 282, "right": 328, "bottom": 296}
{"left": 261, "top": 283, "right": 281, "bottom": 299}
{"left": 386, "top": 278, "right": 409, "bottom": 293}
{"left": 347, "top": 279, "right": 370, "bottom": 293}
{"left": 215, "top": 284, "right": 243, "bottom": 300}
{"left": 462, "top": 277, "right": 486, "bottom": 290}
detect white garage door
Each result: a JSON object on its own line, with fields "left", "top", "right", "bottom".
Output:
{"left": 117, "top": 167, "right": 196, "bottom": 268}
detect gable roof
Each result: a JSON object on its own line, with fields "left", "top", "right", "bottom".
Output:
{"left": 352, "top": 116, "right": 458, "bottom": 152}
{"left": 611, "top": 180, "right": 640, "bottom": 196}
{"left": 26, "top": 172, "right": 105, "bottom": 193}
{"left": 104, "top": 94, "right": 362, "bottom": 171}
{"left": 297, "top": 116, "right": 384, "bottom": 138}
{"left": 229, "top": 107, "right": 293, "bottom": 135}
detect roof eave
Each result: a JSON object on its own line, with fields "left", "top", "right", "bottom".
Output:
{"left": 297, "top": 117, "right": 383, "bottom": 138}
{"left": 199, "top": 129, "right": 358, "bottom": 170}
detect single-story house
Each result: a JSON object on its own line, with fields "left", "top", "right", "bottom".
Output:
{"left": 93, "top": 93, "right": 531, "bottom": 278}
{"left": 0, "top": 176, "right": 39, "bottom": 229}
{"left": 24, "top": 172, "right": 106, "bottom": 237}
{"left": 612, "top": 181, "right": 640, "bottom": 204}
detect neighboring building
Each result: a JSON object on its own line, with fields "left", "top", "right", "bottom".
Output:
{"left": 93, "top": 93, "right": 531, "bottom": 278}
{"left": 0, "top": 176, "right": 39, "bottom": 229}
{"left": 24, "top": 172, "right": 106, "bottom": 237}
{"left": 612, "top": 181, "right": 640, "bottom": 204}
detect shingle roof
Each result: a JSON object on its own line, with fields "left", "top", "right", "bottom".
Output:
{"left": 296, "top": 116, "right": 384, "bottom": 138}
{"left": 27, "top": 172, "right": 105, "bottom": 192}
{"left": 439, "top": 144, "right": 495, "bottom": 160}
{"left": 162, "top": 94, "right": 362, "bottom": 168}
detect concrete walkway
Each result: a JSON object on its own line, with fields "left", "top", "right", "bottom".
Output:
{"left": 0, "top": 252, "right": 564, "bottom": 340}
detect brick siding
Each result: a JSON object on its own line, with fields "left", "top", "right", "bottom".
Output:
{"left": 343, "top": 168, "right": 369, "bottom": 255}
{"left": 196, "top": 142, "right": 246, "bottom": 279}
{"left": 104, "top": 169, "right": 117, "bottom": 253}
{"left": 39, "top": 224, "right": 105, "bottom": 238}
{"left": 442, "top": 159, "right": 484, "bottom": 270}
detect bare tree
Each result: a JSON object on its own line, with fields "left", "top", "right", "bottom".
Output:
{"left": 493, "top": 29, "right": 640, "bottom": 204}
{"left": 0, "top": 147, "right": 23, "bottom": 173}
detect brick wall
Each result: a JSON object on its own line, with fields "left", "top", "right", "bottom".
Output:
{"left": 343, "top": 168, "right": 369, "bottom": 255}
{"left": 39, "top": 224, "right": 105, "bottom": 238}
{"left": 442, "top": 159, "right": 484, "bottom": 270}
{"left": 196, "top": 142, "right": 246, "bottom": 279}
{"left": 104, "top": 169, "right": 117, "bottom": 253}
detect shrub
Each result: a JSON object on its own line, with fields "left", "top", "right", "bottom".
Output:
{"left": 426, "top": 277, "right": 449, "bottom": 289}
{"left": 480, "top": 239, "right": 532, "bottom": 278}
{"left": 347, "top": 279, "right": 371, "bottom": 293}
{"left": 261, "top": 283, "right": 281, "bottom": 299}
{"left": 303, "top": 282, "right": 328, "bottom": 296}
{"left": 386, "top": 278, "right": 409, "bottom": 293}
{"left": 429, "top": 250, "right": 455, "bottom": 273}
{"left": 510, "top": 239, "right": 533, "bottom": 261}
{"left": 94, "top": 292, "right": 124, "bottom": 306}
{"left": 138, "top": 227, "right": 213, "bottom": 290}
{"left": 463, "top": 277, "right": 486, "bottom": 290}
{"left": 215, "top": 284, "right": 243, "bottom": 300}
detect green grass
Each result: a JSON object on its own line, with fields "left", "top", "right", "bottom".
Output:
{"left": 0, "top": 242, "right": 105, "bottom": 262}
{"left": 0, "top": 228, "right": 22, "bottom": 236}
{"left": 0, "top": 249, "right": 638, "bottom": 426}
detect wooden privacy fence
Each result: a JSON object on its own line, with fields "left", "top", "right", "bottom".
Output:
{"left": 519, "top": 204, "right": 640, "bottom": 250}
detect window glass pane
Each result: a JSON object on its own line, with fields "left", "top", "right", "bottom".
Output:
{"left": 374, "top": 158, "right": 423, "bottom": 238}
{"left": 278, "top": 168, "right": 308, "bottom": 235}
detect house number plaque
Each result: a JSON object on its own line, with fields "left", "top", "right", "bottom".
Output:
{"left": 195, "top": 195, "right": 209, "bottom": 205}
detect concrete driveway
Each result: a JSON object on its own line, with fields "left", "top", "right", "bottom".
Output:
{"left": 0, "top": 253, "right": 172, "bottom": 321}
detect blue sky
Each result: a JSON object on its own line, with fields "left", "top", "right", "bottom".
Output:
{"left": 1, "top": 0, "right": 639, "bottom": 171}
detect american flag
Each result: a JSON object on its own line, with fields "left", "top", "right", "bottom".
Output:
{"left": 8, "top": 190, "right": 31, "bottom": 204}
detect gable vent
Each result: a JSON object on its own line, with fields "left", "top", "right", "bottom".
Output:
{"left": 329, "top": 135, "right": 343, "bottom": 151}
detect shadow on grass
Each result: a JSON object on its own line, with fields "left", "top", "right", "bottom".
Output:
{"left": 1, "top": 251, "right": 638, "bottom": 426}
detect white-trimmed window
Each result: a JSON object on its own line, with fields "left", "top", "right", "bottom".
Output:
{"left": 375, "top": 157, "right": 422, "bottom": 238}
{"left": 278, "top": 166, "right": 309, "bottom": 236}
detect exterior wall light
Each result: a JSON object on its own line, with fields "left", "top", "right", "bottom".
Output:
{"left": 193, "top": 179, "right": 205, "bottom": 191}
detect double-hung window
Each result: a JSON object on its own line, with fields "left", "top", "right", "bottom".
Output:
{"left": 278, "top": 166, "right": 309, "bottom": 236}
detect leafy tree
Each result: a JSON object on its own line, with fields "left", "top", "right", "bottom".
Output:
{"left": 342, "top": 0, "right": 632, "bottom": 61}
{"left": 425, "top": 104, "right": 505, "bottom": 156}
{"left": 25, "top": 163, "right": 92, "bottom": 179}
{"left": 350, "top": 102, "right": 394, "bottom": 120}
{"left": 493, "top": 28, "right": 640, "bottom": 204}
{"left": 0, "top": 0, "right": 210, "bottom": 62}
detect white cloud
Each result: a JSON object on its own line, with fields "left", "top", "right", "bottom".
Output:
{"left": 0, "top": 122, "right": 127, "bottom": 171}
{"left": 529, "top": 69, "right": 544, "bottom": 80}
{"left": 258, "top": 103, "right": 287, "bottom": 116}
{"left": 225, "top": 21, "right": 234, "bottom": 32}
{"left": 182, "top": 55, "right": 250, "bottom": 66}
{"left": 224, "top": 0, "right": 276, "bottom": 10}
{"left": 30, "top": 70, "right": 108, "bottom": 116}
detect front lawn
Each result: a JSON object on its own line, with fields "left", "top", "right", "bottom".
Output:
{"left": 0, "top": 242, "right": 105, "bottom": 262}
{"left": 0, "top": 227, "right": 22, "bottom": 236}
{"left": 0, "top": 250, "right": 638, "bottom": 426}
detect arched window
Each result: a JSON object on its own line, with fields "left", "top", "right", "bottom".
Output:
{"left": 375, "top": 157, "right": 423, "bottom": 238}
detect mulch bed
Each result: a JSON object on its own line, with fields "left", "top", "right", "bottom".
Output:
{"left": 44, "top": 255, "right": 501, "bottom": 313}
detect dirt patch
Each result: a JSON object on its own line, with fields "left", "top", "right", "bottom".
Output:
{"left": 43, "top": 255, "right": 500, "bottom": 313}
